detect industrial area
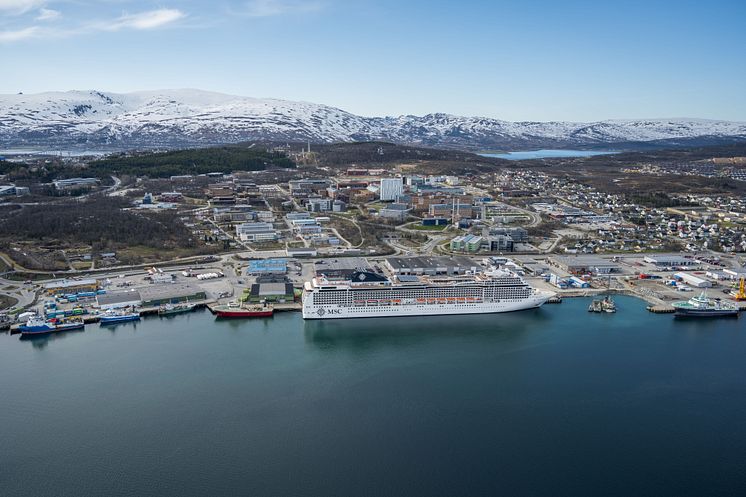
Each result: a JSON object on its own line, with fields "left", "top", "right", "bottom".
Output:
{"left": 5, "top": 246, "right": 746, "bottom": 335}
{"left": 5, "top": 143, "right": 746, "bottom": 331}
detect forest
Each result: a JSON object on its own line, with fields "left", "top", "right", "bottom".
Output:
{"left": 0, "top": 196, "right": 202, "bottom": 258}
{"left": 86, "top": 145, "right": 295, "bottom": 178}
{"left": 311, "top": 141, "right": 507, "bottom": 171}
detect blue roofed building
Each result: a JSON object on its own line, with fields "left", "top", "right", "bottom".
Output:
{"left": 247, "top": 259, "right": 288, "bottom": 275}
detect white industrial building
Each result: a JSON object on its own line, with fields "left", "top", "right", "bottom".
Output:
{"left": 379, "top": 178, "right": 404, "bottom": 201}
{"left": 644, "top": 255, "right": 697, "bottom": 267}
{"left": 235, "top": 222, "right": 278, "bottom": 242}
{"left": 96, "top": 290, "right": 142, "bottom": 310}
{"left": 674, "top": 272, "right": 712, "bottom": 288}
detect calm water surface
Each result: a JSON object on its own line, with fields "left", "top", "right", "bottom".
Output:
{"left": 2, "top": 297, "right": 746, "bottom": 497}
{"left": 481, "top": 149, "right": 617, "bottom": 160}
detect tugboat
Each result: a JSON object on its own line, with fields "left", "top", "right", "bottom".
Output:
{"left": 211, "top": 301, "right": 274, "bottom": 318}
{"left": 601, "top": 295, "right": 617, "bottom": 313}
{"left": 672, "top": 291, "right": 739, "bottom": 318}
{"left": 588, "top": 299, "right": 603, "bottom": 313}
{"left": 99, "top": 309, "right": 141, "bottom": 325}
{"left": 158, "top": 302, "right": 197, "bottom": 316}
{"left": 588, "top": 296, "right": 616, "bottom": 313}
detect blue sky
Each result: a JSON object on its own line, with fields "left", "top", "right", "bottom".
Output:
{"left": 1, "top": 0, "right": 745, "bottom": 121}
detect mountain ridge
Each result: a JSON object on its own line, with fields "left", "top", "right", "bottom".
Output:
{"left": 1, "top": 89, "right": 745, "bottom": 151}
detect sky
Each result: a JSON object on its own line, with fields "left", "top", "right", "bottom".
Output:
{"left": 1, "top": 0, "right": 745, "bottom": 122}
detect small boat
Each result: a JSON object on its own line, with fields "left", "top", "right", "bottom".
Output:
{"left": 211, "top": 301, "right": 274, "bottom": 318}
{"left": 672, "top": 291, "right": 739, "bottom": 318}
{"left": 602, "top": 295, "right": 616, "bottom": 313}
{"left": 100, "top": 310, "right": 141, "bottom": 325}
{"left": 589, "top": 295, "right": 616, "bottom": 313}
{"left": 54, "top": 320, "right": 85, "bottom": 332}
{"left": 158, "top": 302, "right": 197, "bottom": 316}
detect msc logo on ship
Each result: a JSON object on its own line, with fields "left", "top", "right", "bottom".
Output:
{"left": 316, "top": 308, "right": 341, "bottom": 316}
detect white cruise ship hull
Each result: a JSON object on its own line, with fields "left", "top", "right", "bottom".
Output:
{"left": 303, "top": 292, "right": 553, "bottom": 320}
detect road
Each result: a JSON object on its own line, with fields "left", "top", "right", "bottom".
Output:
{"left": 0, "top": 275, "right": 37, "bottom": 311}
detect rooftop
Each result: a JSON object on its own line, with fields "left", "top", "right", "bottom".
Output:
{"left": 44, "top": 278, "right": 98, "bottom": 290}
{"left": 552, "top": 255, "right": 619, "bottom": 267}
{"left": 96, "top": 291, "right": 142, "bottom": 306}
{"left": 139, "top": 283, "right": 205, "bottom": 302}
{"left": 315, "top": 257, "right": 372, "bottom": 272}
{"left": 386, "top": 256, "right": 478, "bottom": 270}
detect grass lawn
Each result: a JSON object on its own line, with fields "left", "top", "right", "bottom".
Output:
{"left": 0, "top": 294, "right": 19, "bottom": 310}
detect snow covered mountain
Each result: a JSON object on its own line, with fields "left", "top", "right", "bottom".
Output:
{"left": 1, "top": 89, "right": 744, "bottom": 151}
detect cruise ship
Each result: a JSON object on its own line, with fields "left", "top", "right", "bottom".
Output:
{"left": 302, "top": 268, "right": 554, "bottom": 320}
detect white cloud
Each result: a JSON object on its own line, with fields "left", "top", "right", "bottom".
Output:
{"left": 241, "top": 0, "right": 323, "bottom": 17}
{"left": 103, "top": 8, "right": 186, "bottom": 31}
{"left": 0, "top": 0, "right": 45, "bottom": 15}
{"left": 0, "top": 25, "right": 41, "bottom": 42}
{"left": 0, "top": 6, "right": 190, "bottom": 44}
{"left": 35, "top": 7, "right": 60, "bottom": 21}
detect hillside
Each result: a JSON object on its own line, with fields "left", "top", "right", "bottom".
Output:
{"left": 1, "top": 89, "right": 745, "bottom": 152}
{"left": 87, "top": 145, "right": 294, "bottom": 178}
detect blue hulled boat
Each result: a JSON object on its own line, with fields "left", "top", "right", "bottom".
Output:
{"left": 99, "top": 310, "right": 141, "bottom": 325}
{"left": 19, "top": 316, "right": 85, "bottom": 335}
{"left": 19, "top": 316, "right": 56, "bottom": 335}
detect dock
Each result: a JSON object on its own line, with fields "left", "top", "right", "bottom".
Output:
{"left": 272, "top": 302, "right": 302, "bottom": 312}
{"left": 647, "top": 305, "right": 675, "bottom": 314}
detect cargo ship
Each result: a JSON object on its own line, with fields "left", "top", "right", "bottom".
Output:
{"left": 158, "top": 302, "right": 197, "bottom": 316}
{"left": 99, "top": 310, "right": 141, "bottom": 325}
{"left": 19, "top": 316, "right": 85, "bottom": 336}
{"left": 672, "top": 291, "right": 739, "bottom": 318}
{"left": 211, "top": 301, "right": 274, "bottom": 318}
{"left": 302, "top": 268, "right": 554, "bottom": 320}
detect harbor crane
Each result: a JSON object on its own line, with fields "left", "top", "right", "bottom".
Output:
{"left": 733, "top": 277, "right": 746, "bottom": 301}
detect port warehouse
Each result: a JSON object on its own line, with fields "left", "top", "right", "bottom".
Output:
{"left": 386, "top": 256, "right": 480, "bottom": 276}
{"left": 643, "top": 255, "right": 698, "bottom": 267}
{"left": 547, "top": 273, "right": 590, "bottom": 289}
{"left": 247, "top": 259, "right": 288, "bottom": 275}
{"left": 548, "top": 256, "right": 620, "bottom": 275}
{"left": 96, "top": 283, "right": 206, "bottom": 309}
{"left": 673, "top": 272, "right": 712, "bottom": 288}
{"left": 45, "top": 279, "right": 99, "bottom": 296}
{"left": 286, "top": 247, "right": 318, "bottom": 258}
{"left": 245, "top": 280, "right": 296, "bottom": 303}
{"left": 97, "top": 290, "right": 142, "bottom": 310}
{"left": 315, "top": 257, "right": 373, "bottom": 280}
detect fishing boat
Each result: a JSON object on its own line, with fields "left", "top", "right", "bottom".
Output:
{"left": 211, "top": 301, "right": 274, "bottom": 318}
{"left": 158, "top": 302, "right": 197, "bottom": 316}
{"left": 672, "top": 291, "right": 739, "bottom": 318}
{"left": 99, "top": 310, "right": 141, "bottom": 325}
